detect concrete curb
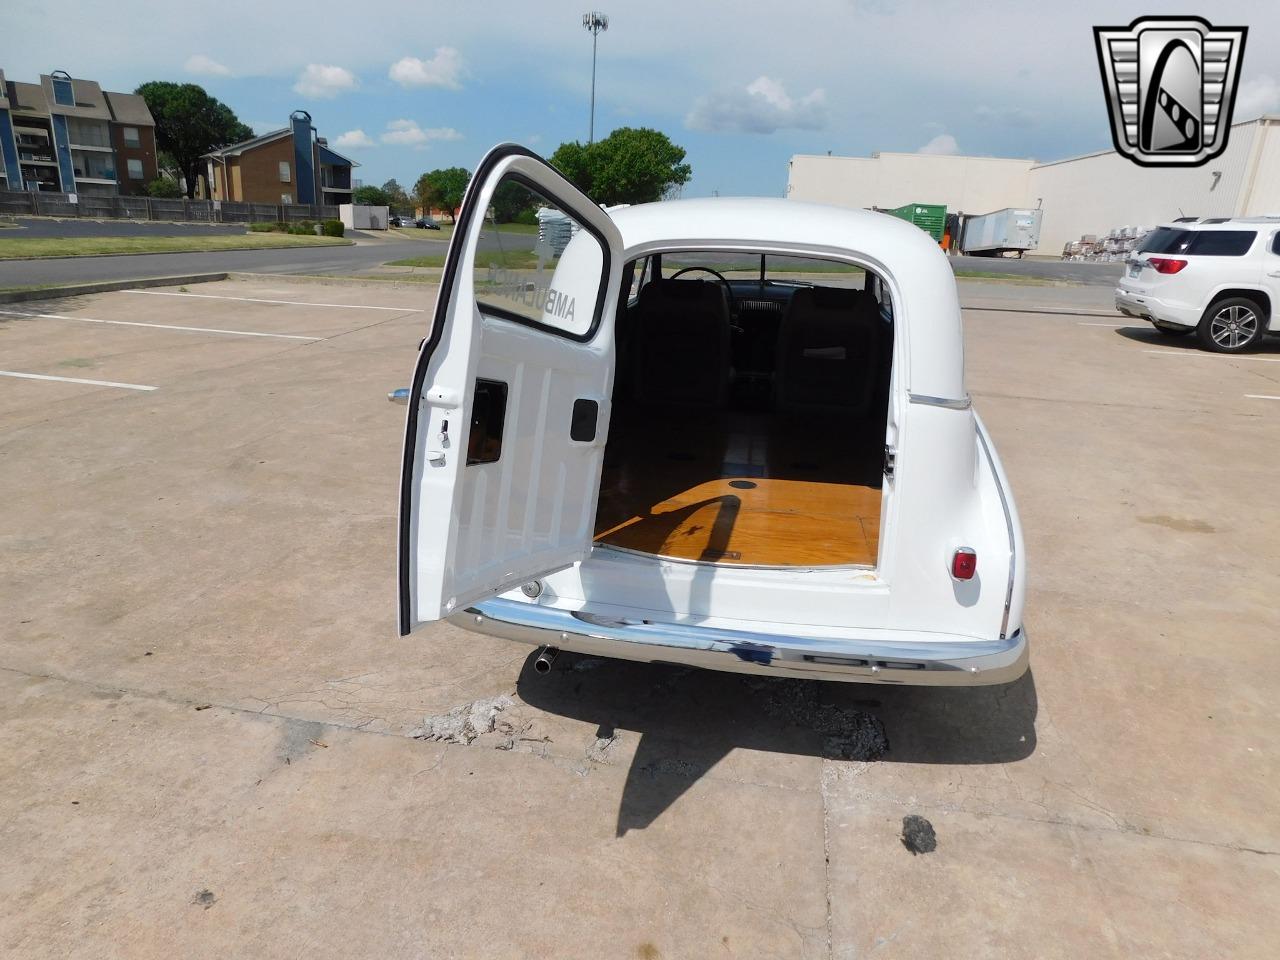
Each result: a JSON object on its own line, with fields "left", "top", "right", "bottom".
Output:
{"left": 227, "top": 271, "right": 441, "bottom": 289}
{"left": 0, "top": 273, "right": 228, "bottom": 304}
{"left": 961, "top": 303, "right": 1120, "bottom": 318}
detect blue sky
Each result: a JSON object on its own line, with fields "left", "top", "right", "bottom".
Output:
{"left": 7, "top": 1, "right": 1279, "bottom": 196}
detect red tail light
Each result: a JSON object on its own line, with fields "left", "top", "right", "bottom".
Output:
{"left": 951, "top": 548, "right": 977, "bottom": 581}
{"left": 1148, "top": 257, "right": 1188, "bottom": 274}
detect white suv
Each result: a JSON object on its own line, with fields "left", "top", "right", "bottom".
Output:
{"left": 1114, "top": 218, "right": 1280, "bottom": 352}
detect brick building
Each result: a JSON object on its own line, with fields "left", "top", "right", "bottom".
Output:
{"left": 203, "top": 110, "right": 355, "bottom": 206}
{"left": 0, "top": 68, "right": 157, "bottom": 195}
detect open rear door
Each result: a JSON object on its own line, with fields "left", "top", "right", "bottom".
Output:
{"left": 399, "top": 144, "right": 624, "bottom": 633}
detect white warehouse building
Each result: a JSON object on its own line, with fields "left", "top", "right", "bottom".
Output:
{"left": 787, "top": 116, "right": 1280, "bottom": 255}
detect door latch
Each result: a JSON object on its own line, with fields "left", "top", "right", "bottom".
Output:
{"left": 884, "top": 445, "right": 897, "bottom": 479}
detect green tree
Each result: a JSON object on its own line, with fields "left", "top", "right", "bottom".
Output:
{"left": 550, "top": 127, "right": 691, "bottom": 205}
{"left": 414, "top": 167, "right": 471, "bottom": 222}
{"left": 135, "top": 81, "right": 254, "bottom": 198}
{"left": 352, "top": 184, "right": 391, "bottom": 206}
{"left": 490, "top": 180, "right": 535, "bottom": 223}
{"left": 146, "top": 176, "right": 184, "bottom": 199}
{"left": 381, "top": 178, "right": 411, "bottom": 213}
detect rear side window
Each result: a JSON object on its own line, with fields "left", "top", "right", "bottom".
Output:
{"left": 1140, "top": 228, "right": 1256, "bottom": 257}
{"left": 1187, "top": 231, "right": 1256, "bottom": 256}
{"left": 1139, "top": 228, "right": 1192, "bottom": 254}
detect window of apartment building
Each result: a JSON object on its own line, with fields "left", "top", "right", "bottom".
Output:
{"left": 279, "top": 161, "right": 291, "bottom": 183}
{"left": 52, "top": 77, "right": 75, "bottom": 107}
{"left": 281, "top": 193, "right": 293, "bottom": 204}
{"left": 127, "top": 158, "right": 144, "bottom": 180}
{"left": 123, "top": 127, "right": 140, "bottom": 148}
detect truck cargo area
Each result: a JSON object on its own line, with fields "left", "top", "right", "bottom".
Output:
{"left": 593, "top": 254, "right": 893, "bottom": 568}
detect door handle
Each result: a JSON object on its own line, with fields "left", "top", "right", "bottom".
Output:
{"left": 1267, "top": 270, "right": 1280, "bottom": 278}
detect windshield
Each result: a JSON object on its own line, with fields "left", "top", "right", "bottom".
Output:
{"left": 659, "top": 252, "right": 865, "bottom": 283}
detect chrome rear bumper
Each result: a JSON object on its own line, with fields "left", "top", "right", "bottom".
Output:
{"left": 451, "top": 599, "right": 1028, "bottom": 686}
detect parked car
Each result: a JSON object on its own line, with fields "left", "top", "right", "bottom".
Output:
{"left": 1115, "top": 218, "right": 1280, "bottom": 352}
{"left": 396, "top": 143, "right": 1027, "bottom": 686}
{"left": 415, "top": 216, "right": 441, "bottom": 230}
{"left": 389, "top": 215, "right": 406, "bottom": 227}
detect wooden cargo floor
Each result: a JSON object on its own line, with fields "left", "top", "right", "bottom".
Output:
{"left": 594, "top": 409, "right": 883, "bottom": 566}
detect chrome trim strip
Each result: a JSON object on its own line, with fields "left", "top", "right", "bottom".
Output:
{"left": 909, "top": 392, "right": 972, "bottom": 410}
{"left": 452, "top": 598, "right": 1028, "bottom": 687}
{"left": 976, "top": 426, "right": 1017, "bottom": 640}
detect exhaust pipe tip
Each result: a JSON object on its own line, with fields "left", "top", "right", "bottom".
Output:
{"left": 533, "top": 646, "right": 560, "bottom": 675}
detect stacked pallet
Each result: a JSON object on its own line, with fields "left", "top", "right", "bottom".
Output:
{"left": 1061, "top": 225, "right": 1152, "bottom": 261}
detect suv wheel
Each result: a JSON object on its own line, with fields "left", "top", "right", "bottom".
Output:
{"left": 1197, "top": 297, "right": 1266, "bottom": 353}
{"left": 1152, "top": 320, "right": 1192, "bottom": 336}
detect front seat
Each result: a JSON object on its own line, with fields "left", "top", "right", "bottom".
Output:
{"left": 632, "top": 278, "right": 732, "bottom": 407}
{"left": 775, "top": 287, "right": 881, "bottom": 415}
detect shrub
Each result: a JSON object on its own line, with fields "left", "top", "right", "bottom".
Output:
{"left": 285, "top": 220, "right": 315, "bottom": 235}
{"left": 321, "top": 219, "right": 345, "bottom": 237}
{"left": 249, "top": 221, "right": 283, "bottom": 232}
{"left": 146, "top": 177, "right": 183, "bottom": 199}
{"left": 513, "top": 208, "right": 538, "bottom": 226}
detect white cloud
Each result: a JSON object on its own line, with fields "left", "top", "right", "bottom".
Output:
{"left": 334, "top": 129, "right": 376, "bottom": 149}
{"left": 389, "top": 47, "right": 464, "bottom": 89}
{"left": 293, "top": 64, "right": 358, "bottom": 99}
{"left": 686, "top": 76, "right": 826, "bottom": 134}
{"left": 379, "top": 119, "right": 463, "bottom": 147}
{"left": 1235, "top": 75, "right": 1280, "bottom": 120}
{"left": 184, "top": 54, "right": 231, "bottom": 77}
{"left": 917, "top": 133, "right": 959, "bottom": 155}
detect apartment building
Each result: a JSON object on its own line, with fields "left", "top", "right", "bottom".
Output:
{"left": 0, "top": 68, "right": 158, "bottom": 195}
{"left": 204, "top": 110, "right": 356, "bottom": 206}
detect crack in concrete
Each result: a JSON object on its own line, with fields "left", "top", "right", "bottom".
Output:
{"left": 4, "top": 662, "right": 1276, "bottom": 859}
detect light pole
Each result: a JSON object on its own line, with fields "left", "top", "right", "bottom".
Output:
{"left": 582, "top": 11, "right": 609, "bottom": 144}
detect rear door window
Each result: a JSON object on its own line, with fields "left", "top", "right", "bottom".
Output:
{"left": 1139, "top": 228, "right": 1192, "bottom": 254}
{"left": 1186, "top": 231, "right": 1257, "bottom": 256}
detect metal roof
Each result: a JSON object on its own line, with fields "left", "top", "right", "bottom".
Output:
{"left": 6, "top": 81, "right": 50, "bottom": 116}
{"left": 103, "top": 91, "right": 155, "bottom": 127}
{"left": 40, "top": 74, "right": 111, "bottom": 120}
{"left": 203, "top": 128, "right": 291, "bottom": 159}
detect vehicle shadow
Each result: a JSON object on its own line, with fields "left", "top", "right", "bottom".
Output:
{"left": 516, "top": 649, "right": 1037, "bottom": 836}
{"left": 1114, "top": 326, "right": 1280, "bottom": 354}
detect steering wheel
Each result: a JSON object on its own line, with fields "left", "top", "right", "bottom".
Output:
{"left": 668, "top": 266, "right": 736, "bottom": 316}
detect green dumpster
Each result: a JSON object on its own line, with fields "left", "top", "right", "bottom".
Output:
{"left": 885, "top": 202, "right": 947, "bottom": 242}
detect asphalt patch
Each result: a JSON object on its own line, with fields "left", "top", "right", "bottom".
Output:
{"left": 901, "top": 815, "right": 937, "bottom": 855}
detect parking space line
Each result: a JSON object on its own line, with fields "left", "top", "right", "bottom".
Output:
{"left": 1144, "top": 350, "right": 1280, "bottom": 363}
{"left": 1078, "top": 321, "right": 1132, "bottom": 327}
{"left": 123, "top": 290, "right": 423, "bottom": 312}
{"left": 1246, "top": 394, "right": 1280, "bottom": 401}
{"left": 0, "top": 308, "right": 321, "bottom": 341}
{"left": 0, "top": 370, "right": 157, "bottom": 391}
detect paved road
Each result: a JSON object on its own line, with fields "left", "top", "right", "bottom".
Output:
{"left": 1, "top": 234, "right": 1122, "bottom": 288}
{"left": 0, "top": 238, "right": 441, "bottom": 286}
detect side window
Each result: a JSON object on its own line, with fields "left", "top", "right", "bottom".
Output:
{"left": 52, "top": 77, "right": 74, "bottom": 107}
{"left": 1187, "top": 231, "right": 1256, "bottom": 256}
{"left": 126, "top": 158, "right": 143, "bottom": 179}
{"left": 123, "top": 127, "right": 140, "bottom": 148}
{"left": 1271, "top": 233, "right": 1280, "bottom": 256}
{"left": 474, "top": 176, "right": 606, "bottom": 339}
{"left": 278, "top": 161, "right": 291, "bottom": 183}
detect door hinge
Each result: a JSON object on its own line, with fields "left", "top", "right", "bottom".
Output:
{"left": 884, "top": 445, "right": 897, "bottom": 479}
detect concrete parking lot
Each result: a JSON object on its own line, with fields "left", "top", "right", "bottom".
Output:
{"left": 1, "top": 275, "right": 1278, "bottom": 959}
